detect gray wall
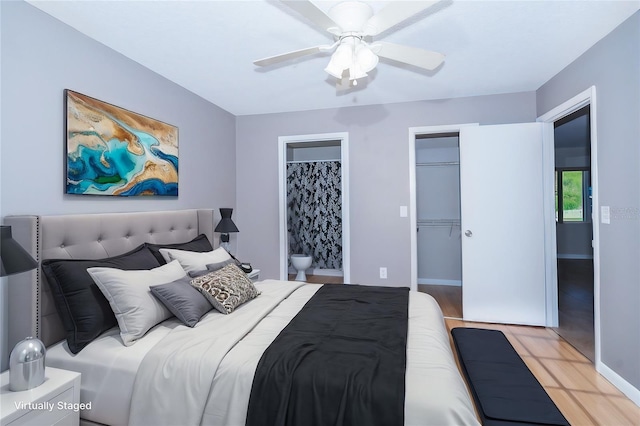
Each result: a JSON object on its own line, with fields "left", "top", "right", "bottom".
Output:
{"left": 235, "top": 92, "right": 537, "bottom": 286}
{"left": 1, "top": 1, "right": 236, "bottom": 218}
{"left": 0, "top": 1, "right": 236, "bottom": 369}
{"left": 537, "top": 11, "right": 640, "bottom": 390}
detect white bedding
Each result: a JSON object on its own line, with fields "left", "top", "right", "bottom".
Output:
{"left": 48, "top": 281, "right": 479, "bottom": 426}
{"left": 46, "top": 318, "right": 182, "bottom": 425}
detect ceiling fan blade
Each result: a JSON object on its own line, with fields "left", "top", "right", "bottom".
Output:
{"left": 254, "top": 46, "right": 326, "bottom": 67}
{"left": 375, "top": 42, "right": 444, "bottom": 70}
{"left": 281, "top": 0, "right": 339, "bottom": 32}
{"left": 364, "top": 1, "right": 441, "bottom": 36}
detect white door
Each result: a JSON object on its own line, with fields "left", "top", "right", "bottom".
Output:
{"left": 460, "top": 123, "right": 548, "bottom": 326}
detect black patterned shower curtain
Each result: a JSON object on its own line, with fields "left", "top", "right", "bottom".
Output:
{"left": 287, "top": 161, "right": 342, "bottom": 270}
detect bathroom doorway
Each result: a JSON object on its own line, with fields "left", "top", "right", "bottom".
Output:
{"left": 278, "top": 132, "right": 350, "bottom": 284}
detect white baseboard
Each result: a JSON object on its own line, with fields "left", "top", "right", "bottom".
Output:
{"left": 597, "top": 361, "right": 640, "bottom": 407}
{"left": 311, "top": 268, "right": 343, "bottom": 277}
{"left": 287, "top": 267, "right": 343, "bottom": 277}
{"left": 557, "top": 254, "right": 593, "bottom": 260}
{"left": 417, "top": 278, "right": 462, "bottom": 286}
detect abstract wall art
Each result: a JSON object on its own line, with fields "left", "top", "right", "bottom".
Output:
{"left": 65, "top": 90, "right": 179, "bottom": 196}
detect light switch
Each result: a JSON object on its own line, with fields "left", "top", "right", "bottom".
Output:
{"left": 601, "top": 206, "right": 610, "bottom": 224}
{"left": 400, "top": 206, "right": 408, "bottom": 217}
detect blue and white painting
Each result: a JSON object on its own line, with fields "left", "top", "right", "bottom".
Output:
{"left": 66, "top": 90, "right": 178, "bottom": 196}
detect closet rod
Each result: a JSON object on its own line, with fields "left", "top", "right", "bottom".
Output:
{"left": 416, "top": 161, "right": 459, "bottom": 166}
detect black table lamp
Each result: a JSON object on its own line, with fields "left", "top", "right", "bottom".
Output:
{"left": 1, "top": 225, "right": 37, "bottom": 277}
{"left": 1, "top": 225, "right": 45, "bottom": 392}
{"left": 214, "top": 208, "right": 239, "bottom": 252}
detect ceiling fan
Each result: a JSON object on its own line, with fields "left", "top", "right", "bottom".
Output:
{"left": 254, "top": 0, "right": 446, "bottom": 86}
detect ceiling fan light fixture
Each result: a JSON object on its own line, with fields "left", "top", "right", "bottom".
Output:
{"left": 355, "top": 43, "right": 378, "bottom": 73}
{"left": 324, "top": 40, "right": 354, "bottom": 78}
{"left": 348, "top": 63, "right": 368, "bottom": 81}
{"left": 324, "top": 56, "right": 346, "bottom": 79}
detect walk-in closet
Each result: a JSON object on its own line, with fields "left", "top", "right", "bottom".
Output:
{"left": 415, "top": 133, "right": 462, "bottom": 317}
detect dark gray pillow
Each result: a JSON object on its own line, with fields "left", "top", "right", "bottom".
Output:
{"left": 145, "top": 234, "right": 213, "bottom": 265}
{"left": 42, "top": 245, "right": 161, "bottom": 354}
{"left": 150, "top": 277, "right": 213, "bottom": 327}
{"left": 207, "top": 258, "right": 237, "bottom": 272}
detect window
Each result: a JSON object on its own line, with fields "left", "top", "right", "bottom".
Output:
{"left": 555, "top": 169, "right": 590, "bottom": 223}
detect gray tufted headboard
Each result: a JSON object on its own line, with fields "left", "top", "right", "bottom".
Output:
{"left": 5, "top": 209, "right": 215, "bottom": 350}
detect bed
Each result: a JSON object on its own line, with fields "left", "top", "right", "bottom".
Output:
{"left": 5, "top": 209, "right": 479, "bottom": 426}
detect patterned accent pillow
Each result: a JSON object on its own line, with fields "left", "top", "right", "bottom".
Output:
{"left": 190, "top": 264, "right": 261, "bottom": 314}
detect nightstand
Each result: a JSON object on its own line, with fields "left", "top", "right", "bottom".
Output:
{"left": 1, "top": 366, "right": 81, "bottom": 426}
{"left": 247, "top": 269, "right": 260, "bottom": 282}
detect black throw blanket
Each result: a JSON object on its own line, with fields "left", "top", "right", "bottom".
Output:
{"left": 246, "top": 284, "right": 409, "bottom": 426}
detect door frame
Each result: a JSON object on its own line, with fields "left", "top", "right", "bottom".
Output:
{"left": 409, "top": 123, "right": 478, "bottom": 292}
{"left": 278, "top": 132, "right": 350, "bottom": 283}
{"left": 537, "top": 86, "right": 600, "bottom": 364}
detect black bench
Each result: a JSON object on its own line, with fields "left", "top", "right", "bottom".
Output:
{"left": 451, "top": 327, "right": 569, "bottom": 426}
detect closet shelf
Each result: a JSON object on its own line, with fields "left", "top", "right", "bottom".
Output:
{"left": 417, "top": 219, "right": 461, "bottom": 227}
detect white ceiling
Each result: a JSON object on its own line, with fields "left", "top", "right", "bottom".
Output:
{"left": 27, "top": 0, "right": 639, "bottom": 116}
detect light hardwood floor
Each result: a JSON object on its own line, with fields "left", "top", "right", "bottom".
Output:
{"left": 418, "top": 284, "right": 462, "bottom": 318}
{"left": 420, "top": 284, "right": 639, "bottom": 424}
{"left": 446, "top": 318, "right": 640, "bottom": 425}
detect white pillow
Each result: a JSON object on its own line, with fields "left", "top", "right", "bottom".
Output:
{"left": 87, "top": 260, "right": 187, "bottom": 346}
{"left": 158, "top": 247, "right": 232, "bottom": 273}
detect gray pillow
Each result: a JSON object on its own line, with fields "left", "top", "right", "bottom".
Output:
{"left": 207, "top": 258, "right": 237, "bottom": 272}
{"left": 187, "top": 259, "right": 236, "bottom": 278}
{"left": 150, "top": 276, "right": 213, "bottom": 327}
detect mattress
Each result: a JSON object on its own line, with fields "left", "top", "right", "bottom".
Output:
{"left": 47, "top": 280, "right": 479, "bottom": 426}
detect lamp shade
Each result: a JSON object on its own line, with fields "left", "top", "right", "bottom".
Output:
{"left": 214, "top": 208, "right": 239, "bottom": 234}
{"left": 1, "top": 226, "right": 37, "bottom": 277}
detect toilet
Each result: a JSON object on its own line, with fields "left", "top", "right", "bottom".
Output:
{"left": 291, "top": 254, "right": 313, "bottom": 281}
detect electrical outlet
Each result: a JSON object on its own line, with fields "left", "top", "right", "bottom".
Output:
{"left": 379, "top": 267, "right": 387, "bottom": 279}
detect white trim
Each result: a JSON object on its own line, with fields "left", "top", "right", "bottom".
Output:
{"left": 286, "top": 159, "right": 341, "bottom": 164}
{"left": 278, "top": 132, "right": 350, "bottom": 284}
{"left": 557, "top": 254, "right": 594, "bottom": 260}
{"left": 537, "top": 86, "right": 601, "bottom": 366}
{"left": 408, "top": 124, "right": 479, "bottom": 292}
{"left": 310, "top": 268, "right": 343, "bottom": 277}
{"left": 287, "top": 267, "right": 344, "bottom": 277}
{"left": 540, "top": 121, "right": 558, "bottom": 327}
{"left": 597, "top": 362, "right": 640, "bottom": 407}
{"left": 417, "top": 278, "right": 462, "bottom": 286}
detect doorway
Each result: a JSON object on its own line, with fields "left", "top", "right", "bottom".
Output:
{"left": 278, "top": 133, "right": 350, "bottom": 284}
{"left": 415, "top": 133, "right": 462, "bottom": 318}
{"left": 411, "top": 122, "right": 550, "bottom": 326}
{"left": 409, "top": 124, "right": 477, "bottom": 318}
{"left": 553, "top": 106, "right": 595, "bottom": 362}
{"left": 538, "top": 86, "right": 600, "bottom": 366}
